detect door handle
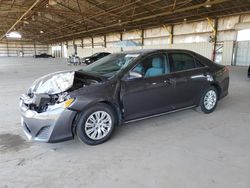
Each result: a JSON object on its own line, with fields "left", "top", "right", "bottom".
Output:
{"left": 145, "top": 82, "right": 158, "bottom": 87}
{"left": 164, "top": 78, "right": 176, "bottom": 86}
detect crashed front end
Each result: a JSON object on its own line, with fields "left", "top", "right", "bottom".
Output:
{"left": 20, "top": 71, "right": 77, "bottom": 143}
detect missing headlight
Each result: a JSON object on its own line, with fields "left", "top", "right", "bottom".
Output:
{"left": 56, "top": 92, "right": 70, "bottom": 103}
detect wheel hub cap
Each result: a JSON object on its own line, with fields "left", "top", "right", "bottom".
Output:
{"left": 85, "top": 111, "right": 112, "bottom": 140}
{"left": 204, "top": 90, "right": 217, "bottom": 110}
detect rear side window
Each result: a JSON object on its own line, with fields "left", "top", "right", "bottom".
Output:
{"left": 168, "top": 53, "right": 196, "bottom": 72}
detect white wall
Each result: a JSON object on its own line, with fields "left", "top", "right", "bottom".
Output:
{"left": 0, "top": 41, "right": 49, "bottom": 57}
{"left": 66, "top": 42, "right": 212, "bottom": 61}
{"left": 52, "top": 13, "right": 250, "bottom": 66}
{"left": 222, "top": 41, "right": 234, "bottom": 65}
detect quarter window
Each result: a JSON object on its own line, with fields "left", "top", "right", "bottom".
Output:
{"left": 169, "top": 53, "right": 196, "bottom": 72}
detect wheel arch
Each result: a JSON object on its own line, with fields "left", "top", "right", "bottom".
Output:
{"left": 196, "top": 82, "right": 222, "bottom": 106}
{"left": 210, "top": 82, "right": 222, "bottom": 99}
{"left": 71, "top": 100, "right": 122, "bottom": 137}
{"left": 98, "top": 100, "right": 123, "bottom": 126}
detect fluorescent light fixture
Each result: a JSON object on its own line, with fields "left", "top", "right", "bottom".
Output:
{"left": 204, "top": 0, "right": 212, "bottom": 8}
{"left": 6, "top": 31, "right": 22, "bottom": 39}
{"left": 49, "top": 0, "right": 57, "bottom": 6}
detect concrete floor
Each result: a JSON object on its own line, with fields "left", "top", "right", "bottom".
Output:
{"left": 0, "top": 57, "right": 250, "bottom": 188}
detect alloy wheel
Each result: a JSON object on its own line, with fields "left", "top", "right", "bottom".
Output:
{"left": 204, "top": 90, "right": 217, "bottom": 110}
{"left": 84, "top": 111, "right": 112, "bottom": 140}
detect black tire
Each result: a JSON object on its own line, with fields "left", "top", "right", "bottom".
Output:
{"left": 76, "top": 104, "right": 116, "bottom": 145}
{"left": 199, "top": 86, "right": 218, "bottom": 114}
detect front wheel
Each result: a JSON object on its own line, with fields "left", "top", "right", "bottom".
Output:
{"left": 199, "top": 86, "right": 218, "bottom": 114}
{"left": 76, "top": 104, "right": 116, "bottom": 145}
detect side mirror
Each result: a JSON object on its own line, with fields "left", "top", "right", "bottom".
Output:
{"left": 127, "top": 71, "right": 143, "bottom": 80}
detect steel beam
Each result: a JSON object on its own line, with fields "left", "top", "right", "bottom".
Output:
{"left": 43, "top": 0, "right": 230, "bottom": 42}
{"left": 0, "top": 0, "right": 42, "bottom": 41}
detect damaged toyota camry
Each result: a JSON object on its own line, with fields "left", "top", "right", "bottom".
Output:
{"left": 20, "top": 49, "right": 229, "bottom": 145}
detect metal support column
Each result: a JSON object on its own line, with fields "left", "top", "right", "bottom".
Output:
{"left": 169, "top": 25, "right": 174, "bottom": 45}
{"left": 91, "top": 37, "right": 94, "bottom": 48}
{"left": 213, "top": 18, "right": 218, "bottom": 62}
{"left": 163, "top": 24, "right": 173, "bottom": 45}
{"left": 34, "top": 41, "right": 36, "bottom": 56}
{"left": 141, "top": 29, "right": 144, "bottom": 48}
{"left": 6, "top": 40, "right": 9, "bottom": 57}
{"left": 60, "top": 42, "right": 63, "bottom": 57}
{"left": 120, "top": 33, "right": 123, "bottom": 51}
{"left": 21, "top": 40, "right": 24, "bottom": 57}
{"left": 81, "top": 38, "right": 84, "bottom": 48}
{"left": 207, "top": 17, "right": 218, "bottom": 62}
{"left": 104, "top": 35, "right": 107, "bottom": 48}
{"left": 120, "top": 33, "right": 123, "bottom": 41}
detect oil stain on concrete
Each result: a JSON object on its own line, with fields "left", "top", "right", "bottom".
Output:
{"left": 0, "top": 133, "right": 30, "bottom": 153}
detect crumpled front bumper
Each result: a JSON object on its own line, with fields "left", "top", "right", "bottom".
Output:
{"left": 20, "top": 98, "right": 77, "bottom": 143}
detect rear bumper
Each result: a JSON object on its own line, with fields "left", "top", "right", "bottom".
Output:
{"left": 20, "top": 99, "right": 77, "bottom": 143}
{"left": 220, "top": 90, "right": 228, "bottom": 100}
{"left": 219, "top": 76, "right": 229, "bottom": 100}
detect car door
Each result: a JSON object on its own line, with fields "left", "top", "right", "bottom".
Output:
{"left": 120, "top": 53, "right": 176, "bottom": 121}
{"left": 167, "top": 52, "right": 208, "bottom": 109}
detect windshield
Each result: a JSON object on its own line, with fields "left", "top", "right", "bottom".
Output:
{"left": 80, "top": 53, "right": 140, "bottom": 78}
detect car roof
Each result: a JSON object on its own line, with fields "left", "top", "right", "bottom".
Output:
{"left": 114, "top": 49, "right": 195, "bottom": 55}
{"left": 94, "top": 52, "right": 111, "bottom": 54}
{"left": 113, "top": 49, "right": 214, "bottom": 67}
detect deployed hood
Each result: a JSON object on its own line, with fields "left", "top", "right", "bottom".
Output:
{"left": 28, "top": 71, "right": 103, "bottom": 95}
{"left": 28, "top": 71, "right": 75, "bottom": 95}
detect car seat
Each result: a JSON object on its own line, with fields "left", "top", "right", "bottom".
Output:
{"left": 133, "top": 64, "right": 145, "bottom": 74}
{"left": 145, "top": 57, "right": 164, "bottom": 77}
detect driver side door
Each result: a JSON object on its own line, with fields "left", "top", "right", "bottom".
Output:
{"left": 120, "top": 53, "right": 175, "bottom": 121}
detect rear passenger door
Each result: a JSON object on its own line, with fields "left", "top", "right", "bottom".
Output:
{"left": 167, "top": 52, "right": 207, "bottom": 109}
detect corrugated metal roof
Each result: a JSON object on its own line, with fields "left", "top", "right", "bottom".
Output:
{"left": 0, "top": 0, "right": 249, "bottom": 43}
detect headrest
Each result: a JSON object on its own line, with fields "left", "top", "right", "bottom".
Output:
{"left": 152, "top": 58, "right": 162, "bottom": 68}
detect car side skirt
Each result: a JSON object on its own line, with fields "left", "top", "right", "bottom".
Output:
{"left": 124, "top": 105, "right": 197, "bottom": 124}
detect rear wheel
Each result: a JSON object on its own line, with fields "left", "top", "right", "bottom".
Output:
{"left": 76, "top": 104, "right": 116, "bottom": 145}
{"left": 199, "top": 86, "right": 218, "bottom": 114}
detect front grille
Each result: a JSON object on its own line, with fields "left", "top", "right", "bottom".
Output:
{"left": 36, "top": 126, "right": 50, "bottom": 140}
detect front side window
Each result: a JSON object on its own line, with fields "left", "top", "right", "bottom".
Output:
{"left": 81, "top": 53, "right": 140, "bottom": 78}
{"left": 132, "top": 54, "right": 169, "bottom": 78}
{"left": 169, "top": 53, "right": 196, "bottom": 72}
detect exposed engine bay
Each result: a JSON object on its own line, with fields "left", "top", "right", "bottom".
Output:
{"left": 21, "top": 71, "right": 102, "bottom": 113}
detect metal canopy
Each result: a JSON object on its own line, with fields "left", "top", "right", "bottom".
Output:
{"left": 0, "top": 0, "right": 249, "bottom": 44}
